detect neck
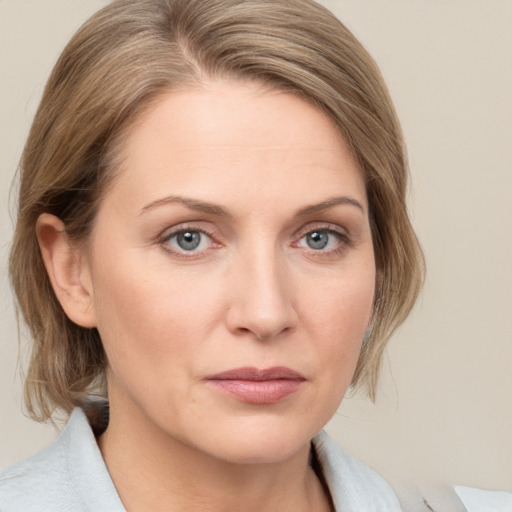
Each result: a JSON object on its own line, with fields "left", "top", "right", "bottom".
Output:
{"left": 97, "top": 400, "right": 332, "bottom": 512}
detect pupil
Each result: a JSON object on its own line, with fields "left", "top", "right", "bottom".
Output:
{"left": 177, "top": 231, "right": 201, "bottom": 250}
{"left": 307, "top": 231, "right": 328, "bottom": 250}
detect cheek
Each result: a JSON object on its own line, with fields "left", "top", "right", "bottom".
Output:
{"left": 287, "top": 269, "right": 375, "bottom": 433}
{"left": 308, "top": 264, "right": 375, "bottom": 328}
{"left": 89, "top": 253, "right": 224, "bottom": 377}
{"left": 303, "top": 264, "right": 375, "bottom": 371}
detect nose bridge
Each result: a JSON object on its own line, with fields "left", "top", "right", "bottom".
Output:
{"left": 226, "top": 236, "right": 296, "bottom": 340}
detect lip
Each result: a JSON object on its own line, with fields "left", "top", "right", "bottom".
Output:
{"left": 205, "top": 366, "right": 306, "bottom": 404}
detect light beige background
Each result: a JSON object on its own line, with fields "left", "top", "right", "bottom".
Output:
{"left": 1, "top": 0, "right": 511, "bottom": 490}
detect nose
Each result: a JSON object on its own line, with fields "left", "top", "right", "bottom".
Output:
{"left": 225, "top": 244, "right": 297, "bottom": 341}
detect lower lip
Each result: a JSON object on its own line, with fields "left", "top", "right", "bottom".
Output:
{"left": 207, "top": 379, "right": 304, "bottom": 404}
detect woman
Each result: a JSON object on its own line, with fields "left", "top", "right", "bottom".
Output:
{"left": 1, "top": 0, "right": 424, "bottom": 510}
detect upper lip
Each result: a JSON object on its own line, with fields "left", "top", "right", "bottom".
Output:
{"left": 206, "top": 366, "right": 305, "bottom": 381}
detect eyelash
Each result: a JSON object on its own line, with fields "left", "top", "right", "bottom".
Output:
{"left": 158, "top": 223, "right": 351, "bottom": 259}
{"left": 158, "top": 224, "right": 218, "bottom": 260}
{"left": 293, "top": 225, "right": 352, "bottom": 257}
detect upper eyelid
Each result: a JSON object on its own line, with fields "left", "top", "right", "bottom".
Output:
{"left": 160, "top": 223, "right": 215, "bottom": 239}
{"left": 157, "top": 220, "right": 350, "bottom": 245}
{"left": 293, "top": 222, "right": 348, "bottom": 239}
{"left": 158, "top": 222, "right": 348, "bottom": 239}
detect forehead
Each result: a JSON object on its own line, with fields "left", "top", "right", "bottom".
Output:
{"left": 106, "top": 80, "right": 367, "bottom": 215}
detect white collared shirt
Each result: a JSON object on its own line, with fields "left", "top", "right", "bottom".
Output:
{"left": 0, "top": 408, "right": 402, "bottom": 511}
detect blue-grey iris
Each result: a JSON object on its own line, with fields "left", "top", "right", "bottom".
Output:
{"left": 307, "top": 231, "right": 329, "bottom": 250}
{"left": 177, "top": 231, "right": 201, "bottom": 251}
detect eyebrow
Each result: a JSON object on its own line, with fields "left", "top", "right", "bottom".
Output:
{"left": 139, "top": 194, "right": 364, "bottom": 217}
{"left": 140, "top": 195, "right": 232, "bottom": 217}
{"left": 296, "top": 196, "right": 365, "bottom": 216}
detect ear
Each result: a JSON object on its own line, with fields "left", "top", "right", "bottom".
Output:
{"left": 36, "top": 213, "right": 97, "bottom": 328}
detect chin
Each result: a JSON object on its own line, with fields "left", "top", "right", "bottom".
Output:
{"left": 187, "top": 415, "right": 322, "bottom": 466}
{"left": 206, "top": 436, "right": 310, "bottom": 465}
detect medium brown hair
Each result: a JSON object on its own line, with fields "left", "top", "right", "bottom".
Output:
{"left": 10, "top": 0, "right": 424, "bottom": 422}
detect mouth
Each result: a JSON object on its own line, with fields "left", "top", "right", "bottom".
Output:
{"left": 205, "top": 366, "right": 306, "bottom": 404}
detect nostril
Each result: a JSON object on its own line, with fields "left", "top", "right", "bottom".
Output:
{"left": 234, "top": 323, "right": 293, "bottom": 341}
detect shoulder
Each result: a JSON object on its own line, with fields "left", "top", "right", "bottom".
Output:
{"left": 0, "top": 417, "right": 79, "bottom": 512}
{"left": 0, "top": 408, "right": 124, "bottom": 512}
{"left": 313, "top": 430, "right": 402, "bottom": 512}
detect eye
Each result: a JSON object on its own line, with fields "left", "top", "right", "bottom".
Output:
{"left": 298, "top": 229, "right": 342, "bottom": 251}
{"left": 166, "top": 229, "right": 212, "bottom": 253}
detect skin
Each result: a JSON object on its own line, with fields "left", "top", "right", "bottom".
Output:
{"left": 38, "top": 80, "right": 376, "bottom": 512}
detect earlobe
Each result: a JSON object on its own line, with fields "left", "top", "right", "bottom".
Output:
{"left": 36, "top": 213, "right": 97, "bottom": 328}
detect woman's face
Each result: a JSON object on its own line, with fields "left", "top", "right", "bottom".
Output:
{"left": 82, "top": 80, "right": 376, "bottom": 463}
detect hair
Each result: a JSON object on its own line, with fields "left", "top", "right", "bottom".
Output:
{"left": 10, "top": 0, "right": 424, "bottom": 424}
